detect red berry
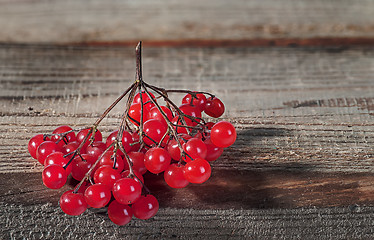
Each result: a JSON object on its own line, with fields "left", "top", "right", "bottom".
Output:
{"left": 204, "top": 97, "right": 225, "bottom": 118}
{"left": 166, "top": 139, "right": 184, "bottom": 161}
{"left": 205, "top": 121, "right": 215, "bottom": 130}
{"left": 44, "top": 152, "right": 72, "bottom": 174}
{"left": 112, "top": 178, "right": 142, "bottom": 204}
{"left": 71, "top": 157, "right": 94, "bottom": 181}
{"left": 132, "top": 195, "right": 159, "bottom": 220}
{"left": 133, "top": 91, "right": 156, "bottom": 111}
{"left": 127, "top": 152, "right": 147, "bottom": 175}
{"left": 144, "top": 147, "right": 171, "bottom": 174}
{"left": 107, "top": 200, "right": 133, "bottom": 226}
{"left": 143, "top": 119, "right": 168, "bottom": 146}
{"left": 182, "top": 92, "right": 207, "bottom": 111}
{"left": 210, "top": 121, "right": 236, "bottom": 148}
{"left": 94, "top": 165, "right": 121, "bottom": 188}
{"left": 84, "top": 183, "right": 111, "bottom": 208}
{"left": 183, "top": 158, "right": 211, "bottom": 184}
{"left": 183, "top": 138, "right": 207, "bottom": 161}
{"left": 121, "top": 130, "right": 134, "bottom": 153}
{"left": 99, "top": 151, "right": 125, "bottom": 172}
{"left": 204, "top": 137, "right": 224, "bottom": 162}
{"left": 28, "top": 134, "right": 50, "bottom": 159}
{"left": 171, "top": 116, "right": 191, "bottom": 134}
{"left": 42, "top": 164, "right": 67, "bottom": 189}
{"left": 105, "top": 130, "right": 124, "bottom": 156}
{"left": 121, "top": 170, "right": 144, "bottom": 184}
{"left": 178, "top": 104, "right": 202, "bottom": 126}
{"left": 128, "top": 103, "right": 149, "bottom": 126}
{"left": 36, "top": 141, "right": 60, "bottom": 165}
{"left": 148, "top": 105, "right": 173, "bottom": 125}
{"left": 164, "top": 164, "right": 189, "bottom": 188}
{"left": 59, "top": 190, "right": 87, "bottom": 216}
{"left": 131, "top": 132, "right": 141, "bottom": 151}
{"left": 61, "top": 141, "right": 80, "bottom": 155}
{"left": 76, "top": 128, "right": 102, "bottom": 152}
{"left": 51, "top": 125, "right": 76, "bottom": 144}
{"left": 86, "top": 141, "right": 106, "bottom": 159}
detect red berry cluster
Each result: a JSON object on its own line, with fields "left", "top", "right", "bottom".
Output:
{"left": 27, "top": 42, "right": 237, "bottom": 226}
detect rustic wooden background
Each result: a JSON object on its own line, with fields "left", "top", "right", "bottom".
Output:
{"left": 1, "top": 0, "right": 374, "bottom": 239}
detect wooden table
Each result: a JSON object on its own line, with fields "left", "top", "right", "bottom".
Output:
{"left": 1, "top": 1, "right": 374, "bottom": 239}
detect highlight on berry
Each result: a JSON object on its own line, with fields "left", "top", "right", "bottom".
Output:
{"left": 27, "top": 42, "right": 237, "bottom": 226}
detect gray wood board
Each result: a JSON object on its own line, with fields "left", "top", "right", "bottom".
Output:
{"left": 1, "top": 44, "right": 374, "bottom": 239}
{"left": 1, "top": 45, "right": 374, "bottom": 173}
{"left": 1, "top": 203, "right": 373, "bottom": 239}
{"left": 1, "top": 0, "right": 374, "bottom": 43}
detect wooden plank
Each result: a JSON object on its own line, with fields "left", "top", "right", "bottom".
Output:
{"left": 1, "top": 203, "right": 374, "bottom": 239}
{"left": 1, "top": 0, "right": 374, "bottom": 44}
{"left": 1, "top": 171, "right": 374, "bottom": 209}
{"left": 1, "top": 45, "right": 374, "bottom": 173}
{"left": 1, "top": 44, "right": 374, "bottom": 238}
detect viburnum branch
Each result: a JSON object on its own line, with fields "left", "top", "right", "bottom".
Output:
{"left": 30, "top": 41, "right": 237, "bottom": 225}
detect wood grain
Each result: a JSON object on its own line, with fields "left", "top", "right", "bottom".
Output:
{"left": 1, "top": 0, "right": 374, "bottom": 44}
{"left": 1, "top": 203, "right": 373, "bottom": 239}
{"left": 1, "top": 45, "right": 374, "bottom": 173}
{"left": 1, "top": 44, "right": 374, "bottom": 238}
{"left": 1, "top": 171, "right": 374, "bottom": 209}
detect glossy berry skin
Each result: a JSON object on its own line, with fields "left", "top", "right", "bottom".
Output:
{"left": 86, "top": 141, "right": 106, "bottom": 159}
{"left": 105, "top": 130, "right": 124, "bottom": 156}
{"left": 121, "top": 130, "right": 134, "bottom": 153}
{"left": 182, "top": 93, "right": 207, "bottom": 111}
{"left": 62, "top": 141, "right": 80, "bottom": 155}
{"left": 183, "top": 158, "right": 211, "bottom": 184}
{"left": 128, "top": 152, "right": 147, "bottom": 175}
{"left": 205, "top": 121, "right": 215, "bottom": 130}
{"left": 121, "top": 170, "right": 144, "bottom": 184}
{"left": 179, "top": 104, "right": 202, "bottom": 126}
{"left": 44, "top": 151, "right": 72, "bottom": 174}
{"left": 112, "top": 178, "right": 142, "bottom": 205}
{"left": 131, "top": 132, "right": 141, "bottom": 152}
{"left": 132, "top": 195, "right": 159, "bottom": 220}
{"left": 164, "top": 164, "right": 189, "bottom": 188}
{"left": 76, "top": 128, "right": 102, "bottom": 152}
{"left": 183, "top": 138, "right": 207, "bottom": 161}
{"left": 107, "top": 200, "right": 133, "bottom": 226}
{"left": 84, "top": 183, "right": 111, "bottom": 208}
{"left": 210, "top": 121, "right": 237, "bottom": 148}
{"left": 36, "top": 141, "right": 60, "bottom": 165}
{"left": 144, "top": 147, "right": 171, "bottom": 174}
{"left": 71, "top": 154, "right": 96, "bottom": 181}
{"left": 93, "top": 165, "right": 121, "bottom": 188}
{"left": 171, "top": 116, "right": 191, "bottom": 134}
{"left": 28, "top": 134, "right": 49, "bottom": 159}
{"left": 99, "top": 151, "right": 125, "bottom": 172}
{"left": 51, "top": 125, "right": 76, "bottom": 143}
{"left": 128, "top": 103, "right": 149, "bottom": 126}
{"left": 42, "top": 164, "right": 67, "bottom": 189}
{"left": 204, "top": 137, "right": 224, "bottom": 162}
{"left": 166, "top": 139, "right": 184, "bottom": 161}
{"left": 59, "top": 190, "right": 88, "bottom": 216}
{"left": 143, "top": 119, "right": 168, "bottom": 145}
{"left": 204, "top": 97, "right": 225, "bottom": 118}
{"left": 133, "top": 91, "right": 156, "bottom": 111}
{"left": 148, "top": 106, "right": 173, "bottom": 125}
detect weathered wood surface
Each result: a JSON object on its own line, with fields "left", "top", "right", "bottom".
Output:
{"left": 1, "top": 0, "right": 374, "bottom": 44}
{"left": 1, "top": 44, "right": 374, "bottom": 238}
